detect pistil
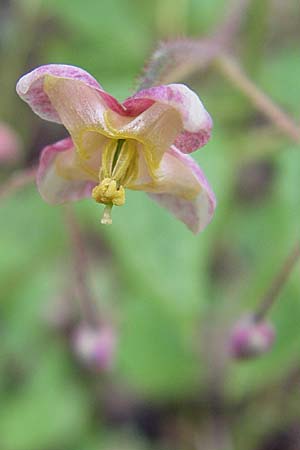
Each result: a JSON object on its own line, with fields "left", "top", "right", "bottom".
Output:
{"left": 101, "top": 204, "right": 113, "bottom": 225}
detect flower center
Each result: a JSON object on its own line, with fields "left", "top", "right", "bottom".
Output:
{"left": 92, "top": 139, "right": 138, "bottom": 224}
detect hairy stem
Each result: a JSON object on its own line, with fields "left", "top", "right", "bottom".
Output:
{"left": 138, "top": 0, "right": 251, "bottom": 90}
{"left": 213, "top": 0, "right": 251, "bottom": 49}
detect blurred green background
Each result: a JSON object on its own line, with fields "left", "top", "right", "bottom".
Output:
{"left": 1, "top": 1, "right": 300, "bottom": 449}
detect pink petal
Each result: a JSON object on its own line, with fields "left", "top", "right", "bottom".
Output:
{"left": 147, "top": 146, "right": 216, "bottom": 233}
{"left": 124, "top": 84, "right": 212, "bottom": 153}
{"left": 37, "top": 137, "right": 96, "bottom": 204}
{"left": 17, "top": 66, "right": 212, "bottom": 157}
{"left": 16, "top": 64, "right": 128, "bottom": 124}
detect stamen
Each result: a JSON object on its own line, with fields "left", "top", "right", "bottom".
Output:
{"left": 92, "top": 178, "right": 125, "bottom": 206}
{"left": 92, "top": 139, "right": 138, "bottom": 219}
{"left": 100, "top": 140, "right": 118, "bottom": 179}
{"left": 101, "top": 204, "right": 113, "bottom": 225}
{"left": 112, "top": 139, "right": 125, "bottom": 172}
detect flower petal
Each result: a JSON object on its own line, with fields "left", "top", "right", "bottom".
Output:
{"left": 104, "top": 103, "right": 183, "bottom": 171}
{"left": 37, "top": 137, "right": 97, "bottom": 204}
{"left": 16, "top": 64, "right": 127, "bottom": 124}
{"left": 131, "top": 146, "right": 216, "bottom": 233}
{"left": 42, "top": 75, "right": 183, "bottom": 173}
{"left": 41, "top": 75, "right": 111, "bottom": 140}
{"left": 124, "top": 84, "right": 212, "bottom": 153}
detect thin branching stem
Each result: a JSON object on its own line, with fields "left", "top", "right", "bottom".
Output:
{"left": 65, "top": 205, "right": 100, "bottom": 327}
{"left": 213, "top": 0, "right": 251, "bottom": 48}
{"left": 254, "top": 241, "right": 300, "bottom": 321}
{"left": 0, "top": 166, "right": 37, "bottom": 201}
{"left": 216, "top": 54, "right": 300, "bottom": 144}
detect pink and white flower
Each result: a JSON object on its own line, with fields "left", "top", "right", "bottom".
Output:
{"left": 72, "top": 324, "right": 116, "bottom": 371}
{"left": 16, "top": 64, "right": 216, "bottom": 233}
{"left": 229, "top": 315, "right": 275, "bottom": 360}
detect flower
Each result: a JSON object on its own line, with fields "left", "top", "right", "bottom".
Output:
{"left": 16, "top": 64, "right": 216, "bottom": 233}
{"left": 229, "top": 315, "right": 275, "bottom": 360}
{"left": 72, "top": 324, "right": 116, "bottom": 371}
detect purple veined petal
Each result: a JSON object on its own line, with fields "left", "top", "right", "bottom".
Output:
{"left": 121, "top": 97, "right": 155, "bottom": 116}
{"left": 16, "top": 64, "right": 130, "bottom": 124}
{"left": 125, "top": 83, "right": 213, "bottom": 153}
{"left": 145, "top": 146, "right": 216, "bottom": 233}
{"left": 173, "top": 129, "right": 211, "bottom": 154}
{"left": 37, "top": 136, "right": 97, "bottom": 204}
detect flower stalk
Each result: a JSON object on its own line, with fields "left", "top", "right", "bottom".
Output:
{"left": 254, "top": 241, "right": 300, "bottom": 321}
{"left": 65, "top": 206, "right": 100, "bottom": 327}
{"left": 216, "top": 54, "right": 300, "bottom": 144}
{"left": 0, "top": 166, "right": 37, "bottom": 201}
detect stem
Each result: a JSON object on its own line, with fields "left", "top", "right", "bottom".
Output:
{"left": 0, "top": 166, "right": 37, "bottom": 201}
{"left": 255, "top": 242, "right": 300, "bottom": 321}
{"left": 138, "top": 0, "right": 251, "bottom": 90}
{"left": 216, "top": 54, "right": 300, "bottom": 144}
{"left": 213, "top": 0, "right": 251, "bottom": 49}
{"left": 1, "top": 0, "right": 43, "bottom": 122}
{"left": 65, "top": 206, "right": 100, "bottom": 327}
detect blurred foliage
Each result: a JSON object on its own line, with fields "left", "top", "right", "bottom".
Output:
{"left": 1, "top": 0, "right": 300, "bottom": 449}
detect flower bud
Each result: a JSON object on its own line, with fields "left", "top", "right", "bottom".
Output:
{"left": 229, "top": 316, "right": 275, "bottom": 360}
{"left": 0, "top": 123, "right": 22, "bottom": 165}
{"left": 72, "top": 324, "right": 116, "bottom": 371}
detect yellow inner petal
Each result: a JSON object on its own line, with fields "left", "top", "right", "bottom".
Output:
{"left": 126, "top": 149, "right": 202, "bottom": 201}
{"left": 103, "top": 103, "right": 183, "bottom": 176}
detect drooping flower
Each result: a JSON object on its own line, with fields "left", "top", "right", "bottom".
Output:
{"left": 229, "top": 315, "right": 275, "bottom": 360}
{"left": 72, "top": 324, "right": 116, "bottom": 371}
{"left": 16, "top": 64, "right": 216, "bottom": 233}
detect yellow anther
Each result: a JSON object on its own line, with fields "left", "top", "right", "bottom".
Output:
{"left": 92, "top": 138, "right": 139, "bottom": 225}
{"left": 92, "top": 178, "right": 125, "bottom": 206}
{"left": 100, "top": 139, "right": 139, "bottom": 188}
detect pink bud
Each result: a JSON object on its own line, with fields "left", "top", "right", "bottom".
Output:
{"left": 229, "top": 316, "right": 275, "bottom": 360}
{"left": 72, "top": 324, "right": 116, "bottom": 371}
{"left": 0, "top": 123, "right": 22, "bottom": 165}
